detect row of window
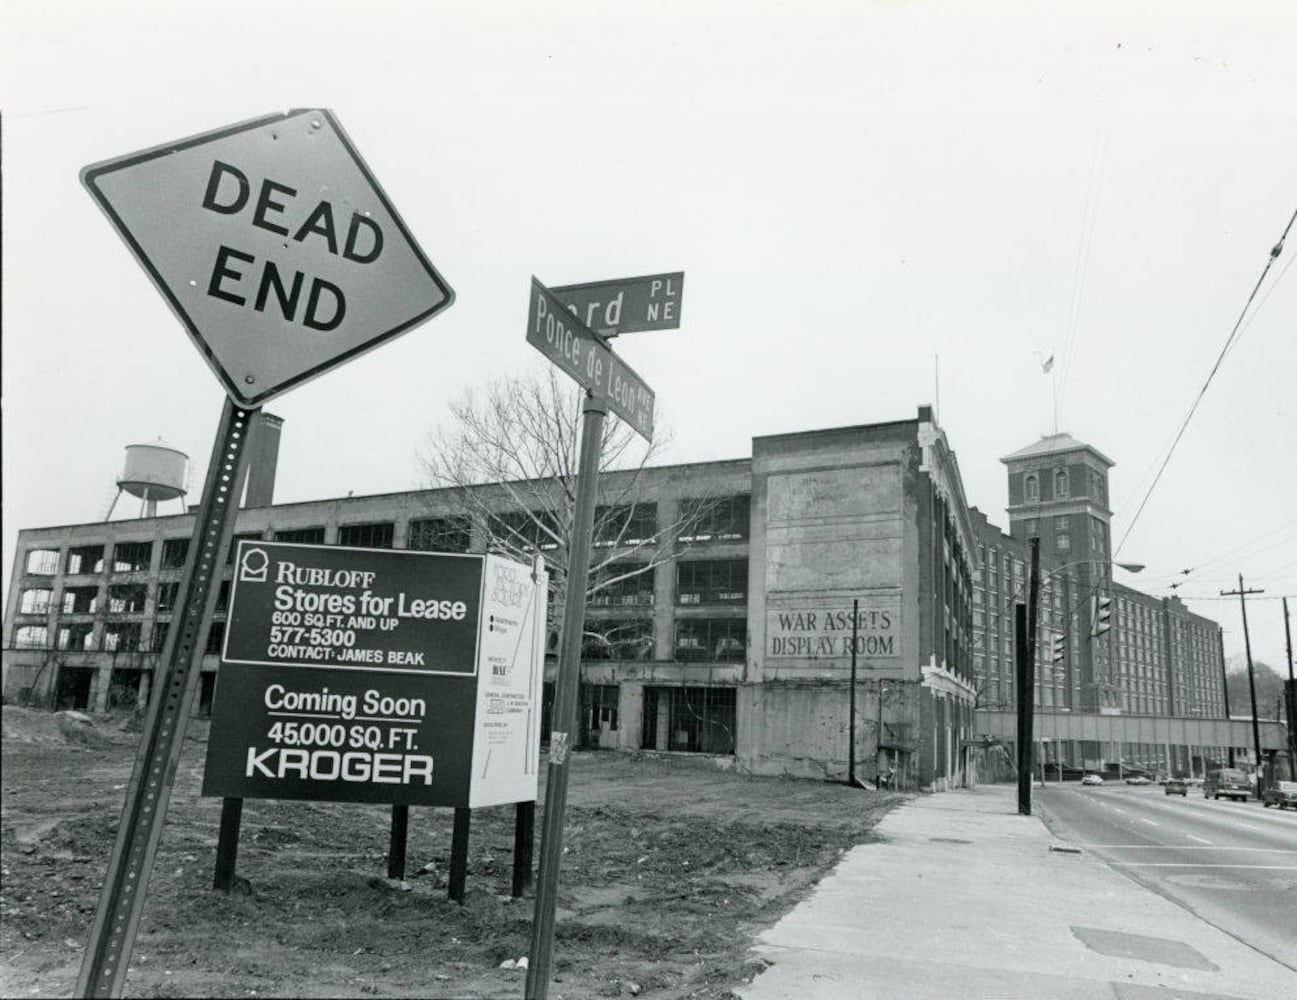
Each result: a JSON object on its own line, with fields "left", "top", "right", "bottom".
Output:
{"left": 1022, "top": 469, "right": 1106, "bottom": 504}
{"left": 582, "top": 617, "right": 745, "bottom": 662}
{"left": 17, "top": 558, "right": 751, "bottom": 628}
{"left": 15, "top": 615, "right": 746, "bottom": 663}
{"left": 20, "top": 496, "right": 753, "bottom": 580}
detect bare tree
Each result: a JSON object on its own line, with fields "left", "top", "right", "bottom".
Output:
{"left": 418, "top": 369, "right": 727, "bottom": 650}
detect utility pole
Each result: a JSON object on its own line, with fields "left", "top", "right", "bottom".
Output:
{"left": 848, "top": 598, "right": 858, "bottom": 786}
{"left": 1221, "top": 575, "right": 1265, "bottom": 799}
{"left": 1284, "top": 597, "right": 1296, "bottom": 770}
{"left": 1016, "top": 537, "right": 1041, "bottom": 816}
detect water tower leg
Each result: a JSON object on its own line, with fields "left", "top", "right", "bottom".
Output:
{"left": 104, "top": 488, "right": 123, "bottom": 522}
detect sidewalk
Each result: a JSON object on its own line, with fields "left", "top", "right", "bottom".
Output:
{"left": 738, "top": 784, "right": 1297, "bottom": 1000}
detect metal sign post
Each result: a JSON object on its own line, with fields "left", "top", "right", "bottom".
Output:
{"left": 76, "top": 398, "right": 258, "bottom": 998}
{"left": 525, "top": 392, "right": 606, "bottom": 1000}
{"left": 522, "top": 274, "right": 669, "bottom": 998}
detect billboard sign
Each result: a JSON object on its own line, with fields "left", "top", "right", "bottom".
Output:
{"left": 549, "top": 271, "right": 684, "bottom": 337}
{"left": 202, "top": 542, "right": 546, "bottom": 808}
{"left": 526, "top": 277, "right": 655, "bottom": 440}
{"left": 81, "top": 108, "right": 454, "bottom": 406}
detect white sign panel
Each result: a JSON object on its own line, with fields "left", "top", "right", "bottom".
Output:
{"left": 468, "top": 555, "right": 549, "bottom": 808}
{"left": 81, "top": 108, "right": 454, "bottom": 405}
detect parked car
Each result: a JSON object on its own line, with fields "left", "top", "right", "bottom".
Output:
{"left": 1124, "top": 775, "right": 1152, "bottom": 785}
{"left": 1165, "top": 778, "right": 1188, "bottom": 797}
{"left": 1081, "top": 773, "right": 1104, "bottom": 786}
{"left": 1262, "top": 781, "right": 1297, "bottom": 810}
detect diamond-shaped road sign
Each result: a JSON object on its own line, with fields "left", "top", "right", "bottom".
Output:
{"left": 81, "top": 108, "right": 454, "bottom": 406}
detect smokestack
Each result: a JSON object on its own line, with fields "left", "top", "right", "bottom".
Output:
{"left": 242, "top": 412, "right": 283, "bottom": 508}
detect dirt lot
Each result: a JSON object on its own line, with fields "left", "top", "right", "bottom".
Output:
{"left": 0, "top": 706, "right": 901, "bottom": 999}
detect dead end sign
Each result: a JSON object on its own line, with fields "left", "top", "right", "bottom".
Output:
{"left": 80, "top": 108, "right": 454, "bottom": 406}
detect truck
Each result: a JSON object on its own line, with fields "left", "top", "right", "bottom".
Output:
{"left": 1203, "top": 767, "right": 1251, "bottom": 802}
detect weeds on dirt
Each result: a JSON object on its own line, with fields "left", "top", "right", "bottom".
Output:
{"left": 1, "top": 708, "right": 901, "bottom": 998}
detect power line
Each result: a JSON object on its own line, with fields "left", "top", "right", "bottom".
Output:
{"left": 1114, "top": 205, "right": 1297, "bottom": 558}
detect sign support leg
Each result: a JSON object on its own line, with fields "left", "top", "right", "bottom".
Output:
{"left": 76, "top": 397, "right": 258, "bottom": 998}
{"left": 526, "top": 392, "right": 607, "bottom": 1000}
{"left": 512, "top": 800, "right": 535, "bottom": 898}
{"left": 387, "top": 805, "right": 409, "bottom": 880}
{"left": 448, "top": 807, "right": 471, "bottom": 903}
{"left": 213, "top": 797, "right": 244, "bottom": 892}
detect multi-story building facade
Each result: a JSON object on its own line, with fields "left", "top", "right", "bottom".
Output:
{"left": 3, "top": 407, "right": 979, "bottom": 790}
{"left": 968, "top": 433, "right": 1229, "bottom": 777}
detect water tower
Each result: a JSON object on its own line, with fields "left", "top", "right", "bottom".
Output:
{"left": 106, "top": 441, "right": 190, "bottom": 519}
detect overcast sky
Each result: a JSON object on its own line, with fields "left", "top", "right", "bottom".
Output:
{"left": 3, "top": 1, "right": 1294, "bottom": 674}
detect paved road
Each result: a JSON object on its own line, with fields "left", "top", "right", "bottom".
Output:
{"left": 1037, "top": 780, "right": 1297, "bottom": 974}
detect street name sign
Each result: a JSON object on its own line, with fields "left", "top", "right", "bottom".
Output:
{"left": 526, "top": 277, "right": 655, "bottom": 440}
{"left": 81, "top": 108, "right": 455, "bottom": 406}
{"left": 549, "top": 271, "right": 684, "bottom": 337}
{"left": 202, "top": 541, "right": 547, "bottom": 808}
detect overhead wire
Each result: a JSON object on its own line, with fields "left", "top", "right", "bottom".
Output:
{"left": 1113, "top": 205, "right": 1297, "bottom": 559}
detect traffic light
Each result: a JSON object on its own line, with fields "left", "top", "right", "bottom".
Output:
{"left": 1050, "top": 631, "right": 1067, "bottom": 664}
{"left": 1091, "top": 595, "right": 1112, "bottom": 637}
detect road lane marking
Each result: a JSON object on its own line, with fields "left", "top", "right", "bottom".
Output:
{"left": 1111, "top": 863, "right": 1297, "bottom": 869}
{"left": 1186, "top": 834, "right": 1212, "bottom": 844}
{"left": 1066, "top": 845, "right": 1297, "bottom": 852}
{"left": 1138, "top": 818, "right": 1160, "bottom": 827}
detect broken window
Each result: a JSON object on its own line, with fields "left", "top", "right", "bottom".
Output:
{"left": 588, "top": 563, "right": 654, "bottom": 607}
{"left": 273, "top": 526, "right": 326, "bottom": 544}
{"left": 677, "top": 494, "right": 750, "bottom": 543}
{"left": 485, "top": 510, "right": 560, "bottom": 553}
{"left": 674, "top": 618, "right": 745, "bottom": 662}
{"left": 102, "top": 622, "right": 142, "bottom": 652}
{"left": 336, "top": 522, "right": 394, "bottom": 549}
{"left": 66, "top": 545, "right": 105, "bottom": 575}
{"left": 676, "top": 559, "right": 747, "bottom": 605}
{"left": 61, "top": 586, "right": 100, "bottom": 614}
{"left": 640, "top": 686, "right": 736, "bottom": 755}
{"left": 227, "top": 532, "right": 264, "bottom": 564}
{"left": 214, "top": 579, "right": 232, "bottom": 614}
{"left": 24, "top": 549, "right": 59, "bottom": 576}
{"left": 581, "top": 684, "right": 620, "bottom": 746}
{"left": 107, "top": 584, "right": 149, "bottom": 614}
{"left": 111, "top": 541, "right": 153, "bottom": 574}
{"left": 19, "top": 589, "right": 54, "bottom": 615}
{"left": 204, "top": 620, "right": 226, "bottom": 655}
{"left": 593, "top": 503, "right": 657, "bottom": 548}
{"left": 155, "top": 582, "right": 180, "bottom": 613}
{"left": 408, "top": 516, "right": 472, "bottom": 553}
{"left": 58, "top": 622, "right": 96, "bottom": 651}
{"left": 582, "top": 619, "right": 653, "bottom": 661}
{"left": 159, "top": 537, "right": 190, "bottom": 569}
{"left": 15, "top": 625, "right": 50, "bottom": 649}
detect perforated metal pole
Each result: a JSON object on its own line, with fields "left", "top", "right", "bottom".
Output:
{"left": 76, "top": 398, "right": 258, "bottom": 998}
{"left": 526, "top": 391, "right": 606, "bottom": 1000}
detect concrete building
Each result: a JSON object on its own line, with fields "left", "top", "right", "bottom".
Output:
{"left": 3, "top": 406, "right": 984, "bottom": 790}
{"left": 6, "top": 415, "right": 1246, "bottom": 785}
